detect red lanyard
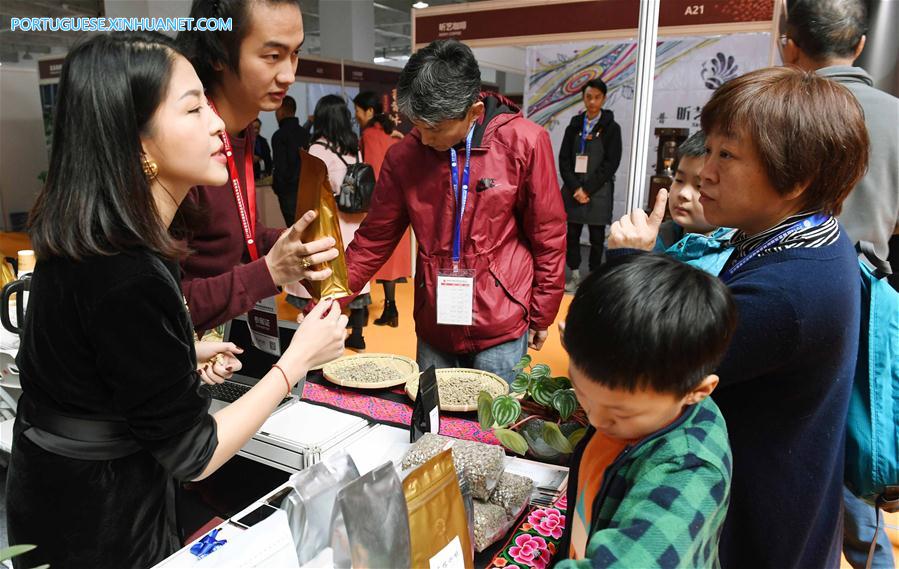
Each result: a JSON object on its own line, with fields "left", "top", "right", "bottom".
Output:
{"left": 208, "top": 99, "right": 259, "bottom": 261}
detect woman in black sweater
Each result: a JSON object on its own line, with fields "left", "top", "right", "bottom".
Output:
{"left": 7, "top": 32, "right": 345, "bottom": 568}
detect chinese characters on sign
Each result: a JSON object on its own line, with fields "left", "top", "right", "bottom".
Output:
{"left": 437, "top": 20, "right": 467, "bottom": 38}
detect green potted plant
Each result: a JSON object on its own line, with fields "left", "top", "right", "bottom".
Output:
{"left": 478, "top": 355, "right": 588, "bottom": 463}
{"left": 0, "top": 544, "right": 48, "bottom": 569}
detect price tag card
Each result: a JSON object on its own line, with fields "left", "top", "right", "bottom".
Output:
{"left": 574, "top": 154, "right": 589, "bottom": 174}
{"left": 248, "top": 296, "right": 281, "bottom": 356}
{"left": 436, "top": 268, "right": 474, "bottom": 326}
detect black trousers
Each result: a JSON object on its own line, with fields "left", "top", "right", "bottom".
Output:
{"left": 566, "top": 223, "right": 605, "bottom": 272}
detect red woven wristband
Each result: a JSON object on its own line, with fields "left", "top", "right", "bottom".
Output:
{"left": 271, "top": 365, "right": 291, "bottom": 398}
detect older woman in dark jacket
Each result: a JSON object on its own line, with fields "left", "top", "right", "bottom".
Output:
{"left": 606, "top": 66, "right": 869, "bottom": 569}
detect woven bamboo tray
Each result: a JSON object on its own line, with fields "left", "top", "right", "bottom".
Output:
{"left": 405, "top": 368, "right": 509, "bottom": 412}
{"left": 322, "top": 353, "right": 419, "bottom": 389}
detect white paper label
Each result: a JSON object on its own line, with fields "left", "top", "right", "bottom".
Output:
{"left": 429, "top": 406, "right": 440, "bottom": 435}
{"left": 429, "top": 536, "right": 465, "bottom": 569}
{"left": 248, "top": 296, "right": 281, "bottom": 356}
{"left": 436, "top": 274, "right": 474, "bottom": 326}
{"left": 574, "top": 154, "right": 589, "bottom": 174}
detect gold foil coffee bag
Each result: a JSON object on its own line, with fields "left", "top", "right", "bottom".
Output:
{"left": 295, "top": 150, "right": 351, "bottom": 300}
{"left": 403, "top": 449, "right": 475, "bottom": 569}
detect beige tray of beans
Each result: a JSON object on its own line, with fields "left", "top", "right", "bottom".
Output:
{"left": 322, "top": 353, "right": 419, "bottom": 389}
{"left": 405, "top": 368, "right": 509, "bottom": 412}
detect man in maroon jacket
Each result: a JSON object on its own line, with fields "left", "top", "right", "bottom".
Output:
{"left": 176, "top": 0, "right": 338, "bottom": 333}
{"left": 345, "top": 39, "right": 566, "bottom": 382}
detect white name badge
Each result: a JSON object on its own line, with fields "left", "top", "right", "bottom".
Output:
{"left": 436, "top": 269, "right": 474, "bottom": 326}
{"left": 248, "top": 296, "right": 281, "bottom": 356}
{"left": 574, "top": 154, "right": 589, "bottom": 174}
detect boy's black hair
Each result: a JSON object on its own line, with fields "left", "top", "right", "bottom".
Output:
{"left": 673, "top": 130, "right": 706, "bottom": 173}
{"left": 581, "top": 78, "right": 608, "bottom": 95}
{"left": 677, "top": 130, "right": 706, "bottom": 160}
{"left": 178, "top": 0, "right": 302, "bottom": 88}
{"left": 564, "top": 253, "right": 737, "bottom": 397}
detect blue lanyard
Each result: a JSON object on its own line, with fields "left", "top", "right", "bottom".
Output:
{"left": 580, "top": 113, "right": 599, "bottom": 154}
{"left": 720, "top": 213, "right": 830, "bottom": 282}
{"left": 450, "top": 125, "right": 475, "bottom": 266}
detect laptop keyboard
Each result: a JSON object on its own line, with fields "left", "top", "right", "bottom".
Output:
{"left": 205, "top": 381, "right": 292, "bottom": 406}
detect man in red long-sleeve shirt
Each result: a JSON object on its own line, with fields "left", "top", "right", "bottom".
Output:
{"left": 176, "top": 0, "right": 337, "bottom": 333}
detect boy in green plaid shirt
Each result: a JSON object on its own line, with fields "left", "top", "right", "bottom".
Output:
{"left": 555, "top": 253, "right": 736, "bottom": 568}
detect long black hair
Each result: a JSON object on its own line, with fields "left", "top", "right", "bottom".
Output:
{"left": 29, "top": 32, "right": 186, "bottom": 261}
{"left": 352, "top": 91, "right": 395, "bottom": 135}
{"left": 312, "top": 94, "right": 359, "bottom": 156}
{"left": 178, "top": 0, "right": 302, "bottom": 88}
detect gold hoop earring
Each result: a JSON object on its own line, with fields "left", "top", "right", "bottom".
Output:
{"left": 141, "top": 154, "right": 159, "bottom": 180}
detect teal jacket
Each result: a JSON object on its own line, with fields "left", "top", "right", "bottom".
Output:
{"left": 654, "top": 227, "right": 736, "bottom": 276}
{"left": 555, "top": 397, "right": 732, "bottom": 569}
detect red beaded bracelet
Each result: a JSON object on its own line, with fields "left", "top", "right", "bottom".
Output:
{"left": 271, "top": 365, "right": 291, "bottom": 398}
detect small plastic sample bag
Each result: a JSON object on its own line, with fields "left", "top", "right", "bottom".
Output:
{"left": 280, "top": 451, "right": 360, "bottom": 565}
{"left": 330, "top": 461, "right": 411, "bottom": 569}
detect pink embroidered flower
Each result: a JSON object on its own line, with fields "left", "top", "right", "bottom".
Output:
{"left": 491, "top": 564, "right": 520, "bottom": 569}
{"left": 528, "top": 508, "right": 565, "bottom": 539}
{"left": 555, "top": 495, "right": 568, "bottom": 510}
{"left": 509, "top": 534, "right": 550, "bottom": 569}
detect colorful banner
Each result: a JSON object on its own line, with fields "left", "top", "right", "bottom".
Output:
{"left": 525, "top": 33, "right": 771, "bottom": 219}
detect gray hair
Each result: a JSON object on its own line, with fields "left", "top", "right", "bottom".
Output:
{"left": 397, "top": 39, "right": 481, "bottom": 126}
{"left": 786, "top": 0, "right": 867, "bottom": 60}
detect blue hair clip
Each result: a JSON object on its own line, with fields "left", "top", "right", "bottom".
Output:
{"left": 189, "top": 528, "right": 227, "bottom": 559}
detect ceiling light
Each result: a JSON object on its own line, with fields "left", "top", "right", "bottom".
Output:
{"left": 412, "top": 2, "right": 429, "bottom": 9}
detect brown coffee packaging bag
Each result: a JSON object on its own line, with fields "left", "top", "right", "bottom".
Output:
{"left": 294, "top": 149, "right": 351, "bottom": 300}
{"left": 403, "top": 449, "right": 475, "bottom": 569}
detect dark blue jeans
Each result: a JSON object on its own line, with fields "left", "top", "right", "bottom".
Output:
{"left": 416, "top": 333, "right": 528, "bottom": 384}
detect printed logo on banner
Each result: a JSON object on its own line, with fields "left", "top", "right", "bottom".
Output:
{"left": 701, "top": 53, "right": 740, "bottom": 89}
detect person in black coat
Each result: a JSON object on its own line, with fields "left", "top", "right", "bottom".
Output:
{"left": 272, "top": 95, "right": 310, "bottom": 225}
{"left": 558, "top": 78, "right": 622, "bottom": 292}
{"left": 250, "top": 118, "right": 272, "bottom": 179}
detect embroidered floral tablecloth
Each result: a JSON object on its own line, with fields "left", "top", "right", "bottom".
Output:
{"left": 487, "top": 495, "right": 567, "bottom": 569}
{"left": 301, "top": 378, "right": 500, "bottom": 445}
